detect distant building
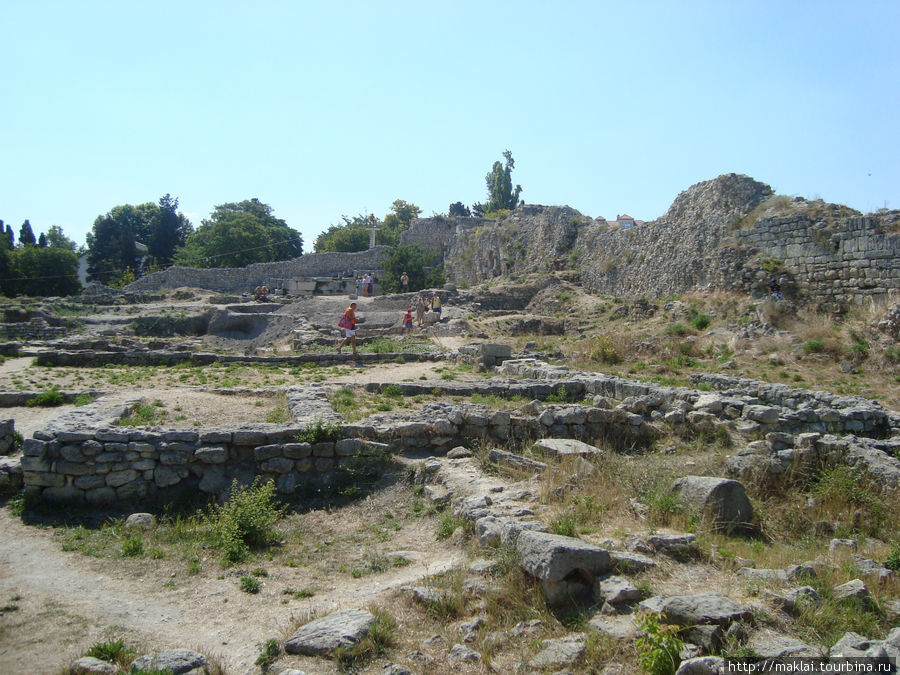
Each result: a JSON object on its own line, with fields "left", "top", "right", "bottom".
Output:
{"left": 594, "top": 214, "right": 643, "bottom": 229}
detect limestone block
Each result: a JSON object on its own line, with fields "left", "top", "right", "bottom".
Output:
{"left": 284, "top": 608, "right": 376, "bottom": 655}
{"left": 668, "top": 475, "right": 754, "bottom": 532}
{"left": 253, "top": 444, "right": 282, "bottom": 462}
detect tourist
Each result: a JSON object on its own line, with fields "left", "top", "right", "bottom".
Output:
{"left": 400, "top": 271, "right": 409, "bottom": 293}
{"left": 337, "top": 302, "right": 358, "bottom": 355}
{"left": 403, "top": 307, "right": 414, "bottom": 334}
{"left": 355, "top": 276, "right": 362, "bottom": 297}
{"left": 415, "top": 296, "right": 426, "bottom": 326}
{"left": 431, "top": 294, "right": 442, "bottom": 316}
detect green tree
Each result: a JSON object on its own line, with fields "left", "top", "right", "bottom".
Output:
{"left": 86, "top": 204, "right": 154, "bottom": 283}
{"left": 147, "top": 194, "right": 192, "bottom": 266}
{"left": 314, "top": 200, "right": 421, "bottom": 253}
{"left": 6, "top": 246, "right": 80, "bottom": 297}
{"left": 380, "top": 244, "right": 443, "bottom": 293}
{"left": 3, "top": 224, "right": 14, "bottom": 249}
{"left": 313, "top": 219, "right": 371, "bottom": 253}
{"left": 380, "top": 200, "right": 421, "bottom": 247}
{"left": 448, "top": 202, "right": 471, "bottom": 217}
{"left": 19, "top": 219, "right": 36, "bottom": 246}
{"left": 483, "top": 150, "right": 522, "bottom": 214}
{"left": 37, "top": 232, "right": 48, "bottom": 247}
{"left": 173, "top": 199, "right": 302, "bottom": 268}
{"left": 45, "top": 225, "right": 79, "bottom": 252}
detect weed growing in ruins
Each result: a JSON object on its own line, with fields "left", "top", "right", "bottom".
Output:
{"left": 885, "top": 542, "right": 900, "bottom": 571}
{"left": 120, "top": 535, "right": 144, "bottom": 557}
{"left": 635, "top": 613, "right": 683, "bottom": 675}
{"left": 590, "top": 335, "right": 622, "bottom": 364}
{"left": 550, "top": 511, "right": 576, "bottom": 536}
{"left": 26, "top": 386, "right": 65, "bottom": 407}
{"left": 282, "top": 587, "right": 315, "bottom": 599}
{"left": 85, "top": 637, "right": 136, "bottom": 668}
{"left": 207, "top": 478, "right": 286, "bottom": 566}
{"left": 295, "top": 420, "right": 342, "bottom": 444}
{"left": 436, "top": 512, "right": 465, "bottom": 540}
{"left": 690, "top": 313, "right": 711, "bottom": 330}
{"left": 334, "top": 609, "right": 397, "bottom": 672}
{"left": 255, "top": 638, "right": 281, "bottom": 671}
{"left": 664, "top": 322, "right": 689, "bottom": 337}
{"left": 118, "top": 401, "right": 164, "bottom": 426}
{"left": 239, "top": 575, "right": 261, "bottom": 593}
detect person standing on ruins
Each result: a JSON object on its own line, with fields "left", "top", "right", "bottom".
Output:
{"left": 337, "top": 302, "right": 358, "bottom": 354}
{"left": 415, "top": 296, "right": 426, "bottom": 327}
{"left": 400, "top": 271, "right": 409, "bottom": 293}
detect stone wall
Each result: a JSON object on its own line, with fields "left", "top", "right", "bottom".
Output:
{"left": 125, "top": 248, "right": 390, "bottom": 293}
{"left": 736, "top": 215, "right": 900, "bottom": 312}
{"left": 402, "top": 174, "right": 898, "bottom": 309}
{"left": 22, "top": 427, "right": 388, "bottom": 505}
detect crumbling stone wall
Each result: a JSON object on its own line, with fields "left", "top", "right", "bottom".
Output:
{"left": 405, "top": 174, "right": 897, "bottom": 309}
{"left": 125, "top": 248, "right": 389, "bottom": 293}
{"left": 22, "top": 427, "right": 387, "bottom": 505}
{"left": 736, "top": 215, "right": 899, "bottom": 312}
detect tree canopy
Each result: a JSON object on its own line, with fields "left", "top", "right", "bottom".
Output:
{"left": 379, "top": 244, "right": 443, "bottom": 294}
{"left": 86, "top": 196, "right": 192, "bottom": 283}
{"left": 474, "top": 150, "right": 522, "bottom": 216}
{"left": 173, "top": 198, "right": 302, "bottom": 268}
{"left": 18, "top": 219, "right": 36, "bottom": 246}
{"left": 314, "top": 200, "right": 421, "bottom": 253}
{"left": 0, "top": 245, "right": 79, "bottom": 297}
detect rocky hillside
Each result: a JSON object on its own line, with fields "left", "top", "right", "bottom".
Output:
{"left": 405, "top": 173, "right": 899, "bottom": 310}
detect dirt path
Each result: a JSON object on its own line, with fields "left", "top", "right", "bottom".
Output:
{"left": 0, "top": 508, "right": 464, "bottom": 674}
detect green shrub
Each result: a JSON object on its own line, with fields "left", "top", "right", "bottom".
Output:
{"left": 295, "top": 420, "right": 342, "bottom": 444}
{"left": 590, "top": 335, "right": 622, "bottom": 364}
{"left": 884, "top": 542, "right": 900, "bottom": 572}
{"left": 690, "top": 313, "right": 711, "bottom": 330}
{"left": 551, "top": 511, "right": 576, "bottom": 537}
{"left": 26, "top": 387, "right": 65, "bottom": 407}
{"left": 85, "top": 637, "right": 136, "bottom": 666}
{"left": 118, "top": 402, "right": 161, "bottom": 426}
{"left": 207, "top": 478, "right": 286, "bottom": 565}
{"left": 436, "top": 512, "right": 465, "bottom": 540}
{"left": 802, "top": 338, "right": 824, "bottom": 353}
{"left": 255, "top": 638, "right": 281, "bottom": 671}
{"left": 382, "top": 384, "right": 403, "bottom": 399}
{"left": 664, "top": 323, "right": 688, "bottom": 337}
{"left": 240, "top": 575, "right": 261, "bottom": 593}
{"left": 121, "top": 535, "right": 144, "bottom": 557}
{"left": 334, "top": 609, "right": 397, "bottom": 670}
{"left": 635, "top": 613, "right": 683, "bottom": 675}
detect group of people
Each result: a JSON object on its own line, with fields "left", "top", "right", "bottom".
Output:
{"left": 338, "top": 292, "right": 445, "bottom": 352}
{"left": 355, "top": 273, "right": 376, "bottom": 297}
{"left": 405, "top": 294, "right": 441, "bottom": 332}
{"left": 252, "top": 285, "right": 269, "bottom": 302}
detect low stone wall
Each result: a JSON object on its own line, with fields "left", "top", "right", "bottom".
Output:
{"left": 22, "top": 426, "right": 388, "bottom": 505}
{"left": 0, "top": 320, "right": 67, "bottom": 340}
{"left": 0, "top": 418, "right": 16, "bottom": 456}
{"left": 125, "top": 248, "right": 389, "bottom": 293}
{"left": 34, "top": 349, "right": 445, "bottom": 368}
{"left": 346, "top": 400, "right": 655, "bottom": 453}
{"left": 496, "top": 360, "right": 895, "bottom": 439}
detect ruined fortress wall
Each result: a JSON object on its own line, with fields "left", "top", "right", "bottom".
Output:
{"left": 737, "top": 215, "right": 900, "bottom": 310}
{"left": 125, "top": 248, "right": 390, "bottom": 293}
{"left": 578, "top": 214, "right": 899, "bottom": 307}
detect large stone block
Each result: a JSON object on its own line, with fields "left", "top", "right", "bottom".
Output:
{"left": 284, "top": 608, "right": 376, "bottom": 655}
{"left": 669, "top": 475, "right": 754, "bottom": 532}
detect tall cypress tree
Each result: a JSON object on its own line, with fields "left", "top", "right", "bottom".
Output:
{"left": 19, "top": 219, "right": 36, "bottom": 246}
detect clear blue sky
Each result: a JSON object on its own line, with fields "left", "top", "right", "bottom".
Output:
{"left": 2, "top": 1, "right": 898, "bottom": 250}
